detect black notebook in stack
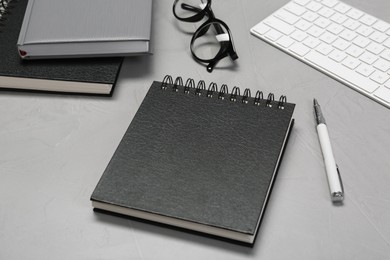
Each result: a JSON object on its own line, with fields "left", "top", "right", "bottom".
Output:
{"left": 0, "top": 0, "right": 122, "bottom": 95}
{"left": 91, "top": 75, "right": 295, "bottom": 244}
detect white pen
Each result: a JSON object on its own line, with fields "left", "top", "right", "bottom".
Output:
{"left": 313, "top": 99, "right": 344, "bottom": 202}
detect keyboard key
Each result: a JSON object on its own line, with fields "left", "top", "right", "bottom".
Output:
{"left": 303, "top": 36, "right": 321, "bottom": 48}
{"left": 384, "top": 80, "right": 390, "bottom": 89}
{"left": 346, "top": 9, "right": 364, "bottom": 20}
{"left": 264, "top": 16, "right": 296, "bottom": 35}
{"left": 339, "top": 29, "right": 357, "bottom": 41}
{"left": 374, "top": 86, "right": 390, "bottom": 103}
{"left": 355, "top": 63, "right": 375, "bottom": 77}
{"left": 277, "top": 36, "right": 295, "bottom": 48}
{"left": 334, "top": 2, "right": 351, "bottom": 14}
{"left": 284, "top": 2, "right": 306, "bottom": 16}
{"left": 342, "top": 56, "right": 361, "bottom": 69}
{"left": 307, "top": 25, "right": 324, "bottom": 37}
{"left": 352, "top": 36, "right": 371, "bottom": 48}
{"left": 302, "top": 10, "right": 319, "bottom": 22}
{"left": 366, "top": 42, "right": 385, "bottom": 55}
{"left": 264, "top": 29, "right": 283, "bottom": 41}
{"left": 275, "top": 9, "right": 300, "bottom": 25}
{"left": 295, "top": 19, "right": 312, "bottom": 31}
{"left": 305, "top": 51, "right": 379, "bottom": 93}
{"left": 333, "top": 38, "right": 350, "bottom": 50}
{"left": 343, "top": 19, "right": 361, "bottom": 31}
{"left": 356, "top": 25, "right": 374, "bottom": 37}
{"left": 318, "top": 7, "right": 335, "bottom": 18}
{"left": 306, "top": 1, "right": 322, "bottom": 12}
{"left": 372, "top": 20, "right": 390, "bottom": 33}
{"left": 359, "top": 52, "right": 378, "bottom": 65}
{"left": 384, "top": 38, "right": 390, "bottom": 48}
{"left": 320, "top": 31, "right": 338, "bottom": 44}
{"left": 291, "top": 30, "right": 308, "bottom": 41}
{"left": 329, "top": 49, "right": 347, "bottom": 62}
{"left": 251, "top": 23, "right": 271, "bottom": 35}
{"left": 330, "top": 13, "right": 348, "bottom": 24}
{"left": 360, "top": 14, "right": 377, "bottom": 26}
{"left": 380, "top": 49, "right": 390, "bottom": 62}
{"left": 316, "top": 43, "right": 334, "bottom": 55}
{"left": 315, "top": 17, "right": 332, "bottom": 28}
{"left": 326, "top": 23, "right": 344, "bottom": 35}
{"left": 370, "top": 71, "right": 389, "bottom": 84}
{"left": 369, "top": 31, "right": 388, "bottom": 44}
{"left": 322, "top": 0, "right": 338, "bottom": 8}
{"left": 373, "top": 58, "right": 390, "bottom": 72}
{"left": 346, "top": 45, "right": 364, "bottom": 58}
{"left": 289, "top": 42, "right": 311, "bottom": 56}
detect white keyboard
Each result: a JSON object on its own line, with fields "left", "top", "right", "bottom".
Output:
{"left": 250, "top": 0, "right": 390, "bottom": 108}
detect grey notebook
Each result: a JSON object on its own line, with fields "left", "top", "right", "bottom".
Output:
{"left": 17, "top": 0, "right": 152, "bottom": 59}
{"left": 0, "top": 0, "right": 123, "bottom": 95}
{"left": 91, "top": 76, "right": 295, "bottom": 244}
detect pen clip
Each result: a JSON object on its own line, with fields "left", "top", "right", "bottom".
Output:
{"left": 336, "top": 164, "right": 344, "bottom": 194}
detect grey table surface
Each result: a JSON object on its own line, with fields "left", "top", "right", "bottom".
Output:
{"left": 1, "top": 0, "right": 390, "bottom": 259}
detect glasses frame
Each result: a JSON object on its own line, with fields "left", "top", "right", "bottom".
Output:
{"left": 173, "top": 0, "right": 238, "bottom": 72}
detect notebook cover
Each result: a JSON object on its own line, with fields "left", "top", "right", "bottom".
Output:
{"left": 91, "top": 79, "right": 295, "bottom": 240}
{"left": 17, "top": 0, "right": 152, "bottom": 58}
{"left": 0, "top": 0, "right": 123, "bottom": 95}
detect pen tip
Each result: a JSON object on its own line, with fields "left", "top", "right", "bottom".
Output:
{"left": 313, "top": 98, "right": 318, "bottom": 106}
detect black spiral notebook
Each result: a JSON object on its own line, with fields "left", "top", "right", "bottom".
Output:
{"left": 91, "top": 76, "right": 295, "bottom": 244}
{"left": 0, "top": 0, "right": 122, "bottom": 95}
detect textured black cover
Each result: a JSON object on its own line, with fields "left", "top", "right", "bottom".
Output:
{"left": 91, "top": 80, "right": 295, "bottom": 241}
{"left": 0, "top": 0, "right": 123, "bottom": 94}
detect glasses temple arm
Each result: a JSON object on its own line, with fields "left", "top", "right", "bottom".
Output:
{"left": 180, "top": 3, "right": 203, "bottom": 13}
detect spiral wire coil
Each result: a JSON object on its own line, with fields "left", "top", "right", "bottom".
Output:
{"left": 161, "top": 75, "right": 287, "bottom": 109}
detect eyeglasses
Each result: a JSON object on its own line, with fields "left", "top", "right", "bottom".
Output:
{"left": 173, "top": 0, "right": 238, "bottom": 72}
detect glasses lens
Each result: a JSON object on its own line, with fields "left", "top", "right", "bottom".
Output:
{"left": 191, "top": 21, "right": 230, "bottom": 60}
{"left": 174, "top": 0, "right": 208, "bottom": 19}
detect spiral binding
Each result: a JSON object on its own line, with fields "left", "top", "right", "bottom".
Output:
{"left": 161, "top": 75, "right": 287, "bottom": 109}
{"left": 218, "top": 84, "right": 228, "bottom": 100}
{"left": 0, "top": 0, "right": 15, "bottom": 28}
{"left": 195, "top": 80, "right": 205, "bottom": 96}
{"left": 206, "top": 82, "right": 218, "bottom": 98}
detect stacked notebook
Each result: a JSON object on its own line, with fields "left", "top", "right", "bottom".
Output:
{"left": 17, "top": 0, "right": 152, "bottom": 59}
{"left": 91, "top": 75, "right": 295, "bottom": 244}
{"left": 0, "top": 0, "right": 152, "bottom": 94}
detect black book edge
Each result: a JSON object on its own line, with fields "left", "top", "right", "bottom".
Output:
{"left": 90, "top": 117, "right": 295, "bottom": 245}
{"left": 92, "top": 208, "right": 254, "bottom": 247}
{"left": 0, "top": 59, "right": 123, "bottom": 96}
{"left": 250, "top": 118, "right": 295, "bottom": 246}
